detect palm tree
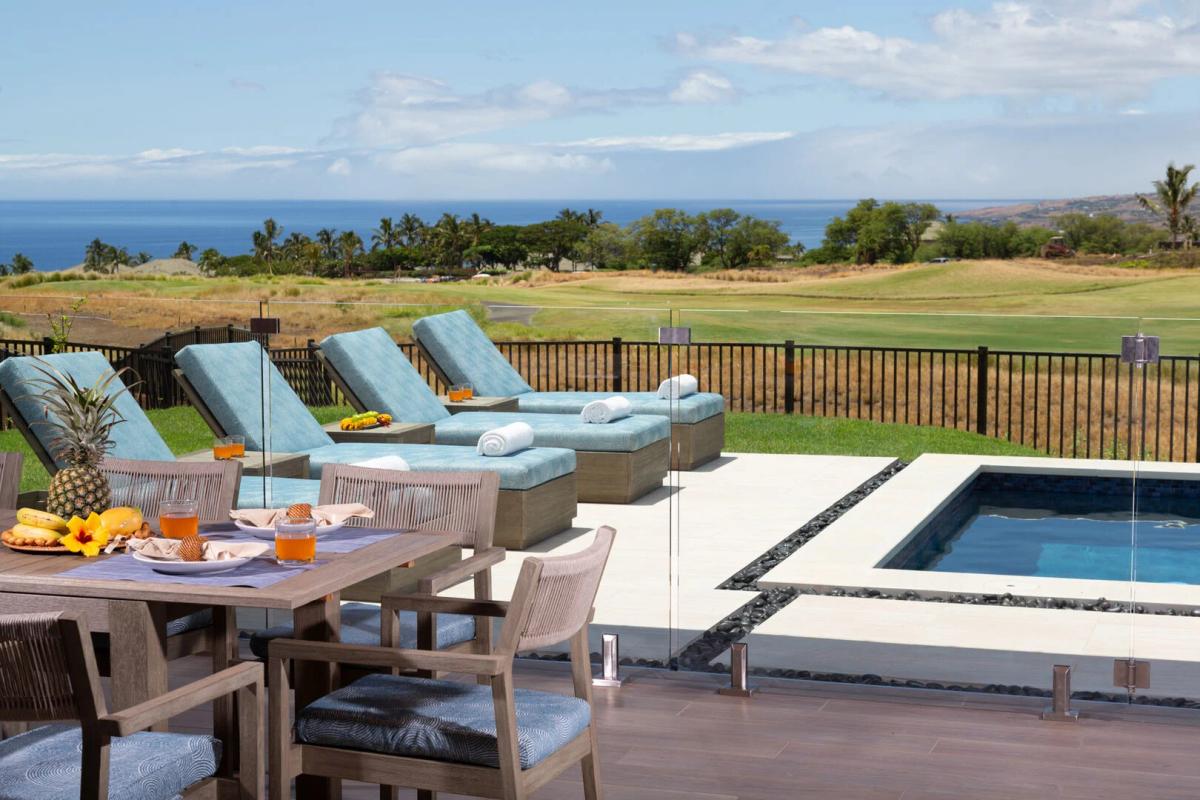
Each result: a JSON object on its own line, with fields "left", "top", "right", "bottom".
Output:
{"left": 173, "top": 241, "right": 197, "bottom": 260}
{"left": 252, "top": 217, "right": 282, "bottom": 272}
{"left": 282, "top": 232, "right": 311, "bottom": 262}
{"left": 585, "top": 208, "right": 603, "bottom": 227}
{"left": 300, "top": 241, "right": 324, "bottom": 276}
{"left": 336, "top": 230, "right": 364, "bottom": 278}
{"left": 84, "top": 239, "right": 107, "bottom": 271}
{"left": 431, "top": 213, "right": 467, "bottom": 269}
{"left": 371, "top": 217, "right": 400, "bottom": 251}
{"left": 557, "top": 208, "right": 585, "bottom": 225}
{"left": 398, "top": 214, "right": 426, "bottom": 247}
{"left": 464, "top": 213, "right": 493, "bottom": 247}
{"left": 197, "top": 248, "right": 223, "bottom": 274}
{"left": 1138, "top": 162, "right": 1200, "bottom": 249}
{"left": 316, "top": 228, "right": 338, "bottom": 259}
{"left": 10, "top": 253, "right": 33, "bottom": 275}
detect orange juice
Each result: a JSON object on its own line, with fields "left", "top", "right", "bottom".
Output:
{"left": 275, "top": 534, "right": 316, "bottom": 563}
{"left": 449, "top": 388, "right": 466, "bottom": 402}
{"left": 463, "top": 386, "right": 474, "bottom": 399}
{"left": 231, "top": 442, "right": 246, "bottom": 457}
{"left": 212, "top": 443, "right": 236, "bottom": 460}
{"left": 160, "top": 513, "right": 199, "bottom": 540}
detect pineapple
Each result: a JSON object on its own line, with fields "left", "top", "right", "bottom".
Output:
{"left": 22, "top": 358, "right": 137, "bottom": 519}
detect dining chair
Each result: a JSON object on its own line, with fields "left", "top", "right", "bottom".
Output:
{"left": 0, "top": 610, "right": 264, "bottom": 799}
{"left": 102, "top": 456, "right": 243, "bottom": 523}
{"left": 248, "top": 465, "right": 504, "bottom": 664}
{"left": 0, "top": 450, "right": 21, "bottom": 509}
{"left": 268, "top": 525, "right": 616, "bottom": 800}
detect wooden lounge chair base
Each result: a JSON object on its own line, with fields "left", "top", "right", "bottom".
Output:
{"left": 576, "top": 438, "right": 669, "bottom": 504}
{"left": 495, "top": 473, "right": 577, "bottom": 550}
{"left": 672, "top": 413, "right": 724, "bottom": 470}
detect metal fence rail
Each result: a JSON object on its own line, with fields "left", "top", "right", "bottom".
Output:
{"left": 1, "top": 331, "right": 1197, "bottom": 462}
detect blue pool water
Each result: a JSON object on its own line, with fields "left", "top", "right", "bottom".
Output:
{"left": 888, "top": 473, "right": 1200, "bottom": 585}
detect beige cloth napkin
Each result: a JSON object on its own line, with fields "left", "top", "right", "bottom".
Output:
{"left": 129, "top": 538, "right": 269, "bottom": 562}
{"left": 229, "top": 503, "right": 374, "bottom": 528}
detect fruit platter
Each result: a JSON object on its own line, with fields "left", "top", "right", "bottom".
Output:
{"left": 339, "top": 411, "right": 393, "bottom": 431}
{"left": 2, "top": 507, "right": 149, "bottom": 556}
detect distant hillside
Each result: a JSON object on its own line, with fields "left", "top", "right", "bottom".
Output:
{"left": 957, "top": 195, "right": 1160, "bottom": 229}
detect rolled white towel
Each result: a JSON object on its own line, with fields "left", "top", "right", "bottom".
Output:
{"left": 476, "top": 421, "right": 535, "bottom": 456}
{"left": 581, "top": 396, "right": 633, "bottom": 424}
{"left": 352, "top": 455, "right": 411, "bottom": 471}
{"left": 657, "top": 373, "right": 699, "bottom": 400}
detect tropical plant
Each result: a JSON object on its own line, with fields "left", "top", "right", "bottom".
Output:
{"left": 46, "top": 297, "right": 86, "bottom": 353}
{"left": 371, "top": 217, "right": 401, "bottom": 251}
{"left": 1137, "top": 162, "right": 1200, "bottom": 249}
{"left": 464, "top": 213, "right": 494, "bottom": 247}
{"left": 173, "top": 241, "right": 197, "bottom": 260}
{"left": 282, "top": 232, "right": 312, "bottom": 262}
{"left": 83, "top": 239, "right": 108, "bottom": 272}
{"left": 251, "top": 217, "right": 282, "bottom": 272}
{"left": 197, "top": 248, "right": 224, "bottom": 275}
{"left": 9, "top": 253, "right": 33, "bottom": 275}
{"left": 336, "top": 230, "right": 364, "bottom": 278}
{"left": 22, "top": 358, "right": 139, "bottom": 518}
{"left": 398, "top": 214, "right": 426, "bottom": 248}
{"left": 431, "top": 213, "right": 468, "bottom": 269}
{"left": 630, "top": 209, "right": 702, "bottom": 271}
{"left": 315, "top": 228, "right": 338, "bottom": 259}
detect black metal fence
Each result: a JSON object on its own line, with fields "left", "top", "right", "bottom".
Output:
{"left": 2, "top": 330, "right": 1198, "bottom": 462}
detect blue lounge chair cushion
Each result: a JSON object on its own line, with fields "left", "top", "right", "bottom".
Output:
{"left": 175, "top": 341, "right": 334, "bottom": 454}
{"left": 515, "top": 391, "right": 725, "bottom": 425}
{"left": 302, "top": 443, "right": 575, "bottom": 491}
{"left": 0, "top": 352, "right": 175, "bottom": 466}
{"left": 412, "top": 310, "right": 533, "bottom": 397}
{"left": 320, "top": 328, "right": 449, "bottom": 424}
{"left": 248, "top": 601, "right": 475, "bottom": 660}
{"left": 432, "top": 411, "right": 669, "bottom": 453}
{"left": 0, "top": 724, "right": 219, "bottom": 800}
{"left": 235, "top": 476, "right": 320, "bottom": 509}
{"left": 294, "top": 673, "right": 590, "bottom": 769}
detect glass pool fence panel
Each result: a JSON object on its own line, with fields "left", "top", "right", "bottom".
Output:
{"left": 260, "top": 299, "right": 679, "bottom": 669}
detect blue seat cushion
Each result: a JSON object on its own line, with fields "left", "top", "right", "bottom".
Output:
{"left": 248, "top": 601, "right": 474, "bottom": 660}
{"left": 320, "top": 328, "right": 449, "bottom": 424}
{"left": 0, "top": 723, "right": 219, "bottom": 800}
{"left": 236, "top": 476, "right": 320, "bottom": 509}
{"left": 175, "top": 341, "right": 334, "bottom": 453}
{"left": 301, "top": 443, "right": 575, "bottom": 491}
{"left": 433, "top": 411, "right": 669, "bottom": 453}
{"left": 294, "top": 673, "right": 590, "bottom": 769}
{"left": 0, "top": 352, "right": 175, "bottom": 465}
{"left": 412, "top": 311, "right": 533, "bottom": 397}
{"left": 515, "top": 391, "right": 725, "bottom": 425}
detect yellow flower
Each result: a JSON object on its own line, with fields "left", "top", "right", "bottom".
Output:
{"left": 63, "top": 513, "right": 110, "bottom": 557}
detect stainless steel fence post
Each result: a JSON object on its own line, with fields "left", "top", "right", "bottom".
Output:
{"left": 1041, "top": 664, "right": 1078, "bottom": 722}
{"left": 592, "top": 633, "right": 623, "bottom": 688}
{"left": 718, "top": 643, "right": 756, "bottom": 697}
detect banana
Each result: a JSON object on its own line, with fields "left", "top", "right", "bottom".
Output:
{"left": 15, "top": 508, "right": 68, "bottom": 533}
{"left": 10, "top": 523, "right": 64, "bottom": 543}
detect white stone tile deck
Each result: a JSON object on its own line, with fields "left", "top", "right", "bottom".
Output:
{"left": 446, "top": 452, "right": 894, "bottom": 659}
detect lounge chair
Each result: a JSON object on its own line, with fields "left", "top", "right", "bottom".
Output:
{"left": 317, "top": 327, "right": 670, "bottom": 503}
{"left": 0, "top": 351, "right": 318, "bottom": 509}
{"left": 411, "top": 309, "right": 726, "bottom": 469}
{"left": 173, "top": 340, "right": 577, "bottom": 549}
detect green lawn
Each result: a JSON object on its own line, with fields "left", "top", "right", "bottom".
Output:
{"left": 1, "top": 406, "right": 1040, "bottom": 493}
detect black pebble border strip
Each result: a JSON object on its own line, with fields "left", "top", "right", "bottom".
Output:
{"left": 523, "top": 457, "right": 1200, "bottom": 708}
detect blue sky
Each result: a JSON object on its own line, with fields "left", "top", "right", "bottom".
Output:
{"left": 2, "top": 0, "right": 1200, "bottom": 199}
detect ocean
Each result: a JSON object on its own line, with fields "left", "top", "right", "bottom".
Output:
{"left": 0, "top": 199, "right": 1010, "bottom": 271}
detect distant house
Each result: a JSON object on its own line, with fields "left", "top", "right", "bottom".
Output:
{"left": 920, "top": 220, "right": 945, "bottom": 243}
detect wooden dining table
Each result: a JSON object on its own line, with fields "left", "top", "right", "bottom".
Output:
{"left": 0, "top": 509, "right": 453, "bottom": 800}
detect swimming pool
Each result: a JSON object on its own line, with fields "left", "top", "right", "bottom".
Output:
{"left": 887, "top": 472, "right": 1200, "bottom": 585}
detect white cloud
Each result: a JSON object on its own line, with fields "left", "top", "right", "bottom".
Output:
{"left": 373, "top": 142, "right": 612, "bottom": 175}
{"left": 0, "top": 146, "right": 316, "bottom": 178}
{"left": 679, "top": 2, "right": 1200, "bottom": 102}
{"left": 326, "top": 157, "right": 352, "bottom": 176}
{"left": 556, "top": 131, "right": 793, "bottom": 152}
{"left": 668, "top": 71, "right": 737, "bottom": 104}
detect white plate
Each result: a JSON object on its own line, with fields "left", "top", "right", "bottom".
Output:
{"left": 132, "top": 551, "right": 252, "bottom": 575}
{"left": 232, "top": 519, "right": 345, "bottom": 540}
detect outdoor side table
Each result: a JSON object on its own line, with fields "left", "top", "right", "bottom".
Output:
{"left": 323, "top": 420, "right": 435, "bottom": 444}
{"left": 177, "top": 449, "right": 310, "bottom": 478}
{"left": 439, "top": 395, "right": 520, "bottom": 414}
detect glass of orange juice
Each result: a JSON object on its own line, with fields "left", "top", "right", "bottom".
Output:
{"left": 159, "top": 499, "right": 199, "bottom": 540}
{"left": 228, "top": 435, "right": 246, "bottom": 458}
{"left": 275, "top": 518, "right": 317, "bottom": 565}
{"left": 461, "top": 382, "right": 474, "bottom": 400}
{"left": 212, "top": 437, "right": 235, "bottom": 460}
{"left": 449, "top": 384, "right": 470, "bottom": 402}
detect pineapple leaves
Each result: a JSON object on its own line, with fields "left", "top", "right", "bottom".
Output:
{"left": 18, "top": 358, "right": 143, "bottom": 466}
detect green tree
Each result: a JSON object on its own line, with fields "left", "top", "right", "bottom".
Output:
{"left": 173, "top": 241, "right": 197, "bottom": 260}
{"left": 84, "top": 239, "right": 107, "bottom": 272}
{"left": 315, "top": 228, "right": 338, "bottom": 259}
{"left": 577, "top": 223, "right": 634, "bottom": 270}
{"left": 469, "top": 225, "right": 528, "bottom": 270}
{"left": 10, "top": 253, "right": 33, "bottom": 275}
{"left": 398, "top": 214, "right": 426, "bottom": 247}
{"left": 1138, "top": 162, "right": 1200, "bottom": 248}
{"left": 252, "top": 217, "right": 282, "bottom": 272}
{"left": 464, "top": 213, "right": 494, "bottom": 247}
{"left": 197, "top": 248, "right": 224, "bottom": 275}
{"left": 371, "top": 217, "right": 400, "bottom": 251}
{"left": 431, "top": 213, "right": 468, "bottom": 269}
{"left": 336, "top": 230, "right": 363, "bottom": 278}
{"left": 697, "top": 208, "right": 741, "bottom": 269}
{"left": 896, "top": 202, "right": 941, "bottom": 262}
{"left": 631, "top": 209, "right": 702, "bottom": 271}
{"left": 282, "top": 232, "right": 311, "bottom": 262}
